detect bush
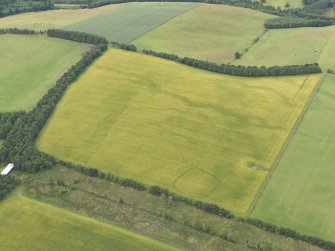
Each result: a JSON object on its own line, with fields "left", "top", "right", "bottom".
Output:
{"left": 149, "top": 185, "right": 169, "bottom": 196}
{"left": 234, "top": 51, "right": 241, "bottom": 59}
{"left": 111, "top": 41, "right": 137, "bottom": 51}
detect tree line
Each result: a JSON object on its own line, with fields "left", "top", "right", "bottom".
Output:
{"left": 0, "top": 28, "right": 37, "bottom": 35}
{"left": 265, "top": 16, "right": 334, "bottom": 28}
{"left": 111, "top": 41, "right": 137, "bottom": 51}
{"left": 0, "top": 30, "right": 108, "bottom": 173}
{"left": 240, "top": 218, "right": 335, "bottom": 250}
{"left": 0, "top": 0, "right": 53, "bottom": 18}
{"left": 52, "top": 159, "right": 335, "bottom": 250}
{"left": 142, "top": 49, "right": 322, "bottom": 77}
{"left": 0, "top": 29, "right": 333, "bottom": 250}
{"left": 47, "top": 29, "right": 108, "bottom": 46}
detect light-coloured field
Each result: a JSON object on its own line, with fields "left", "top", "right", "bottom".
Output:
{"left": 0, "top": 34, "right": 88, "bottom": 112}
{"left": 134, "top": 4, "right": 274, "bottom": 63}
{"left": 65, "top": 2, "right": 199, "bottom": 43}
{"left": 264, "top": 0, "right": 303, "bottom": 8}
{"left": 0, "top": 192, "right": 177, "bottom": 250}
{"left": 238, "top": 26, "right": 335, "bottom": 71}
{"left": 253, "top": 74, "right": 335, "bottom": 242}
{"left": 0, "top": 4, "right": 120, "bottom": 30}
{"left": 38, "top": 49, "right": 320, "bottom": 214}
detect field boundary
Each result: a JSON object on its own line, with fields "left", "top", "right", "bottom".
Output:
{"left": 230, "top": 29, "right": 268, "bottom": 64}
{"left": 246, "top": 73, "right": 327, "bottom": 216}
{"left": 2, "top": 29, "right": 335, "bottom": 250}
{"left": 129, "top": 3, "right": 203, "bottom": 43}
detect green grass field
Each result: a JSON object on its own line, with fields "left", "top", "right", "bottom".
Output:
{"left": 0, "top": 192, "right": 177, "bottom": 250}
{"left": 37, "top": 49, "right": 320, "bottom": 214}
{"left": 0, "top": 4, "right": 120, "bottom": 30}
{"left": 238, "top": 26, "right": 335, "bottom": 71}
{"left": 0, "top": 34, "right": 88, "bottom": 112}
{"left": 134, "top": 4, "right": 274, "bottom": 63}
{"left": 253, "top": 74, "right": 335, "bottom": 242}
{"left": 65, "top": 2, "right": 199, "bottom": 43}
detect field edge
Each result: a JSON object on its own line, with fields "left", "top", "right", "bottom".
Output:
{"left": 246, "top": 73, "right": 327, "bottom": 216}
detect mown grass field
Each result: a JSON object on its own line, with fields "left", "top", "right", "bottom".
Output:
{"left": 0, "top": 4, "right": 120, "bottom": 30}
{"left": 134, "top": 5, "right": 274, "bottom": 63}
{"left": 253, "top": 74, "right": 335, "bottom": 242}
{"left": 0, "top": 192, "right": 177, "bottom": 251}
{"left": 0, "top": 34, "right": 88, "bottom": 112}
{"left": 238, "top": 26, "right": 335, "bottom": 71}
{"left": 37, "top": 49, "right": 320, "bottom": 214}
{"left": 65, "top": 2, "right": 199, "bottom": 43}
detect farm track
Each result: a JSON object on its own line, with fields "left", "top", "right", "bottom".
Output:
{"left": 246, "top": 73, "right": 327, "bottom": 216}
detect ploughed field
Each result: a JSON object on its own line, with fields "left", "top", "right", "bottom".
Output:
{"left": 65, "top": 2, "right": 199, "bottom": 43}
{"left": 0, "top": 192, "right": 177, "bottom": 251}
{"left": 253, "top": 75, "right": 335, "bottom": 242}
{"left": 0, "top": 34, "right": 88, "bottom": 112}
{"left": 37, "top": 49, "right": 321, "bottom": 214}
{"left": 238, "top": 26, "right": 335, "bottom": 72}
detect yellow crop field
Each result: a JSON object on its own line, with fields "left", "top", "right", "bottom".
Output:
{"left": 37, "top": 49, "right": 320, "bottom": 213}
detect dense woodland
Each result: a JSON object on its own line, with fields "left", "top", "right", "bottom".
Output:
{"left": 265, "top": 16, "right": 334, "bottom": 28}
{"left": 0, "top": 112, "right": 24, "bottom": 139}
{"left": 0, "top": 176, "right": 20, "bottom": 201}
{"left": 143, "top": 49, "right": 322, "bottom": 76}
{"left": 0, "top": 0, "right": 53, "bottom": 18}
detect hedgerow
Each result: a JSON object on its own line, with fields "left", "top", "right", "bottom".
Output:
{"left": 0, "top": 29, "right": 333, "bottom": 250}
{"left": 143, "top": 49, "right": 322, "bottom": 76}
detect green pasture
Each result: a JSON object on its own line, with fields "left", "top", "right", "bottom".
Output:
{"left": 134, "top": 4, "right": 274, "bottom": 63}
{"left": 0, "top": 34, "right": 88, "bottom": 112}
{"left": 253, "top": 74, "right": 335, "bottom": 242}
{"left": 37, "top": 49, "right": 320, "bottom": 214}
{"left": 0, "top": 4, "right": 120, "bottom": 30}
{"left": 65, "top": 2, "right": 199, "bottom": 43}
{"left": 0, "top": 192, "right": 177, "bottom": 250}
{"left": 238, "top": 26, "right": 335, "bottom": 71}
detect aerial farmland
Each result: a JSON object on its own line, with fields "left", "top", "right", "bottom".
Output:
{"left": 0, "top": 0, "right": 335, "bottom": 250}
